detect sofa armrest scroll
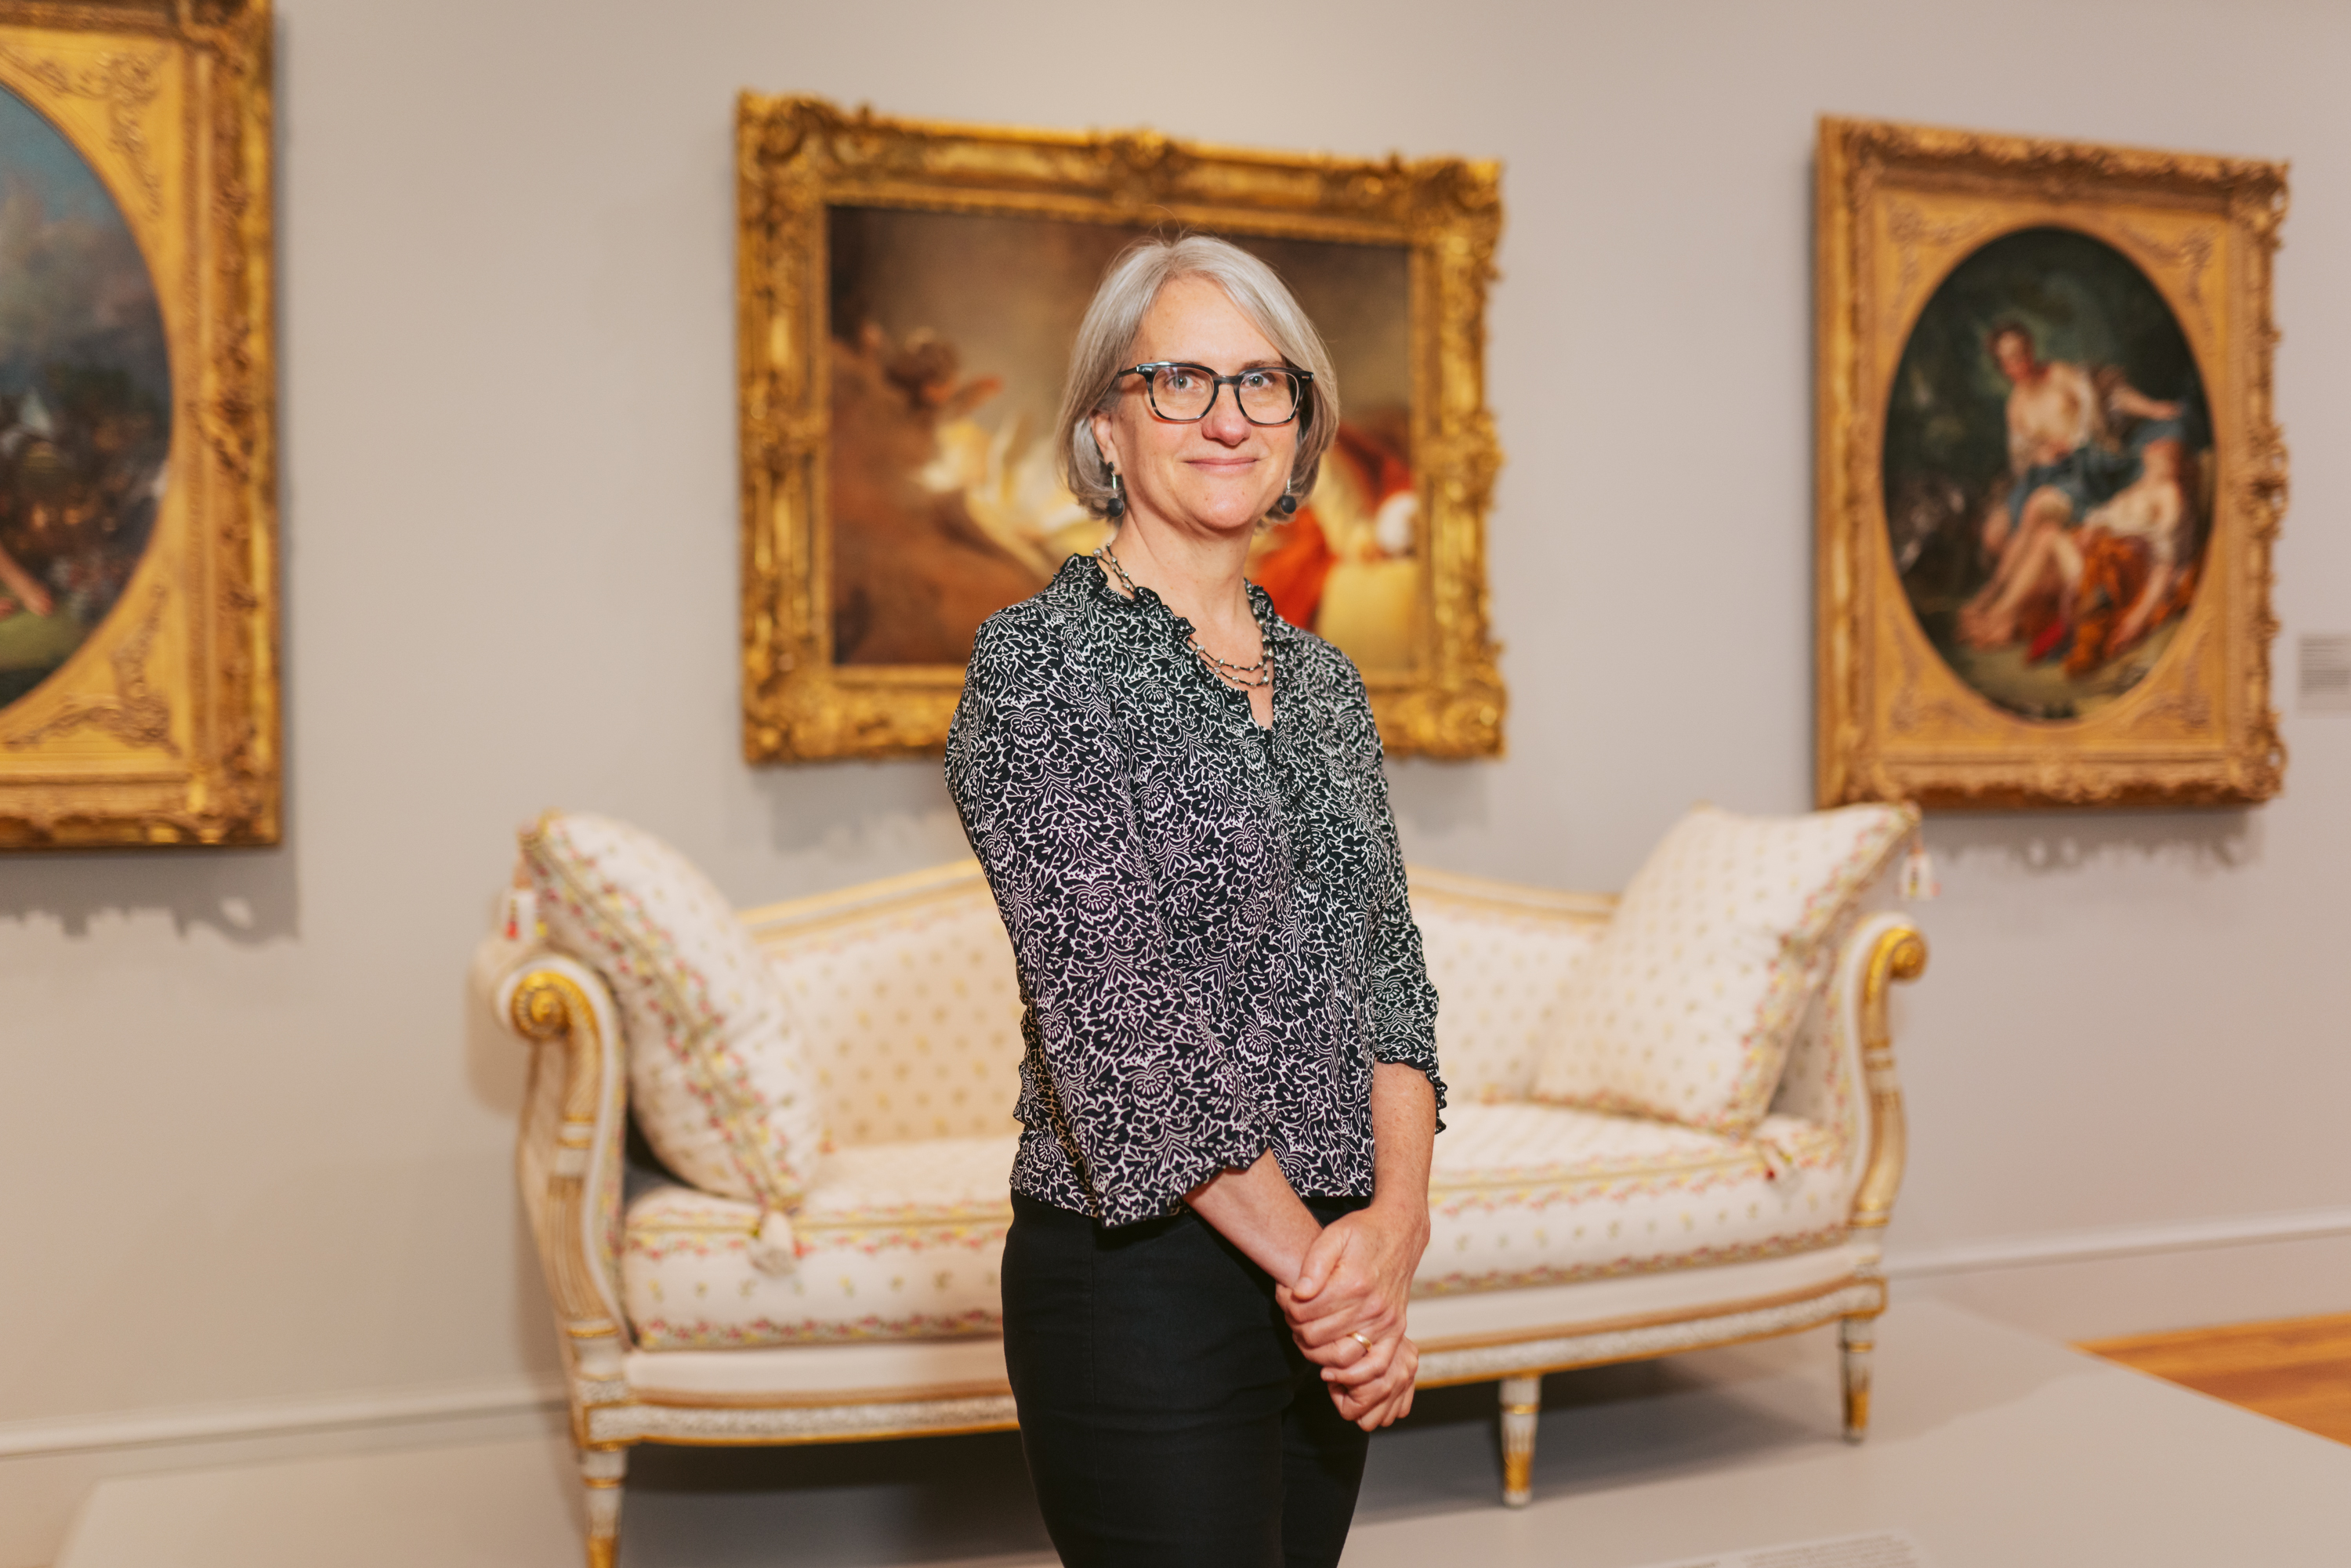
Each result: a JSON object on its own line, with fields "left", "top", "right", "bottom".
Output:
{"left": 1848, "top": 923, "right": 1926, "bottom": 1234}
{"left": 496, "top": 954, "right": 633, "bottom": 1392}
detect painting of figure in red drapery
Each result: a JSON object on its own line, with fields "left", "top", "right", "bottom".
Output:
{"left": 1252, "top": 415, "right": 1419, "bottom": 672}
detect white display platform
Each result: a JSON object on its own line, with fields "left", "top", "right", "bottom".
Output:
{"left": 56, "top": 1302, "right": 2351, "bottom": 1568}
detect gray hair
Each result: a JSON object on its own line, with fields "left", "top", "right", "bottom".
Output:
{"left": 1056, "top": 234, "right": 1341, "bottom": 520}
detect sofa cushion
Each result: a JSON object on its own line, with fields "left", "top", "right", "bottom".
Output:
{"left": 622, "top": 1135, "right": 1016, "bottom": 1349}
{"left": 752, "top": 870, "right": 1027, "bottom": 1146}
{"left": 1531, "top": 803, "right": 1914, "bottom": 1134}
{"left": 524, "top": 812, "right": 824, "bottom": 1210}
{"left": 1415, "top": 1101, "right": 1853, "bottom": 1297}
{"left": 1410, "top": 871, "right": 1609, "bottom": 1104}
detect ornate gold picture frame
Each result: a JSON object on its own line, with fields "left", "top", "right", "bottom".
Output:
{"left": 0, "top": 0, "right": 275, "bottom": 846}
{"left": 1816, "top": 116, "right": 2285, "bottom": 809}
{"left": 737, "top": 94, "right": 1505, "bottom": 762}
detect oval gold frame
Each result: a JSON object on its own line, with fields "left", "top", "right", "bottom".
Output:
{"left": 1815, "top": 116, "right": 2285, "bottom": 809}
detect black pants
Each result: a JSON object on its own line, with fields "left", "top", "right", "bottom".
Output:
{"left": 1003, "top": 1192, "right": 1373, "bottom": 1568}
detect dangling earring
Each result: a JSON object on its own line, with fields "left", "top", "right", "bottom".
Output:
{"left": 1273, "top": 480, "right": 1300, "bottom": 519}
{"left": 1105, "top": 468, "right": 1126, "bottom": 523}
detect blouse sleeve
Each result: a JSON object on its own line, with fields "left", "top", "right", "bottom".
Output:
{"left": 947, "top": 613, "right": 1273, "bottom": 1226}
{"left": 1356, "top": 685, "right": 1446, "bottom": 1124}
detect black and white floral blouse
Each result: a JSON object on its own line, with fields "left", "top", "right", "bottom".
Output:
{"left": 947, "top": 553, "right": 1443, "bottom": 1228}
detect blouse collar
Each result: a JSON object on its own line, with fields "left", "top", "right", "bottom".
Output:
{"left": 1060, "top": 552, "right": 1298, "bottom": 648}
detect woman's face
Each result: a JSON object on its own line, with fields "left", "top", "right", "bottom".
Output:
{"left": 1991, "top": 331, "right": 2034, "bottom": 382}
{"left": 1090, "top": 275, "right": 1299, "bottom": 541}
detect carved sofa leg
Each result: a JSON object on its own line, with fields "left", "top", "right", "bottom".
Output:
{"left": 1498, "top": 1374, "right": 1541, "bottom": 1507}
{"left": 1840, "top": 1314, "right": 1876, "bottom": 1443}
{"left": 581, "top": 1444, "right": 628, "bottom": 1567}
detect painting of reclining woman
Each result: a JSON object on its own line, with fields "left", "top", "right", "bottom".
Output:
{"left": 1882, "top": 226, "right": 2210, "bottom": 722}
{"left": 825, "top": 206, "right": 1419, "bottom": 673}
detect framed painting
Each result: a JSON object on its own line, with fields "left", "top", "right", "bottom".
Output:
{"left": 0, "top": 0, "right": 276, "bottom": 847}
{"left": 1816, "top": 116, "right": 2286, "bottom": 809}
{"left": 737, "top": 94, "right": 1505, "bottom": 761}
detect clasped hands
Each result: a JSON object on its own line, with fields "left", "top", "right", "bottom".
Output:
{"left": 1278, "top": 1201, "right": 1425, "bottom": 1430}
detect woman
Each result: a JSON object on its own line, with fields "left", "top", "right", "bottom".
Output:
{"left": 946, "top": 234, "right": 1444, "bottom": 1567}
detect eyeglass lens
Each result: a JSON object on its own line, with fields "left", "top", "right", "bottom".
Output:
{"left": 1144, "top": 364, "right": 1302, "bottom": 425}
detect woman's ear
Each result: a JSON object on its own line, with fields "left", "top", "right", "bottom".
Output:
{"left": 1089, "top": 408, "right": 1121, "bottom": 476}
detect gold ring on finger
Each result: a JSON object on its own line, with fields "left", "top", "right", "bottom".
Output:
{"left": 1350, "top": 1331, "right": 1372, "bottom": 1349}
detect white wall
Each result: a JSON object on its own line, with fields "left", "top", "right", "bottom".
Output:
{"left": 3, "top": 0, "right": 2346, "bottom": 1556}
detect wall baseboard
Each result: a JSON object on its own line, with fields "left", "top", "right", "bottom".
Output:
{"left": 0, "top": 1378, "right": 563, "bottom": 1462}
{"left": 7, "top": 1207, "right": 2347, "bottom": 1467}
{"left": 1882, "top": 1205, "right": 2351, "bottom": 1280}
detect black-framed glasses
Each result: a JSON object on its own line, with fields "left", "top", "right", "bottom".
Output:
{"left": 1118, "top": 362, "right": 1312, "bottom": 425}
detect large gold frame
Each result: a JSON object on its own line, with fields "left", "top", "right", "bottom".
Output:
{"left": 0, "top": 0, "right": 274, "bottom": 846}
{"left": 736, "top": 94, "right": 1505, "bottom": 762}
{"left": 1815, "top": 116, "right": 2286, "bottom": 809}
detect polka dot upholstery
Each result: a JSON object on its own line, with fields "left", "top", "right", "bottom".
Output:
{"left": 624, "top": 1135, "right": 1016, "bottom": 1349}
{"left": 753, "top": 874, "right": 1027, "bottom": 1146}
{"left": 1410, "top": 874, "right": 1610, "bottom": 1104}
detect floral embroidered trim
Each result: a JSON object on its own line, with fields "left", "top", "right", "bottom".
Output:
{"left": 1412, "top": 1228, "right": 1849, "bottom": 1298}
{"left": 633, "top": 1308, "right": 1003, "bottom": 1351}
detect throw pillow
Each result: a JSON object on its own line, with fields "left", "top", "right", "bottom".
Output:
{"left": 1531, "top": 802, "right": 1916, "bottom": 1134}
{"left": 523, "top": 811, "right": 824, "bottom": 1211}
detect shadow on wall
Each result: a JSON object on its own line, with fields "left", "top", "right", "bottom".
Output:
{"left": 0, "top": 844, "right": 299, "bottom": 943}
{"left": 1926, "top": 807, "right": 2258, "bottom": 876}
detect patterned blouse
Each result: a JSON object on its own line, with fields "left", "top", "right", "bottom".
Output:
{"left": 947, "top": 554, "right": 1443, "bottom": 1228}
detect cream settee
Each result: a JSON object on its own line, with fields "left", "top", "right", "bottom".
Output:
{"left": 486, "top": 809, "right": 1926, "bottom": 1567}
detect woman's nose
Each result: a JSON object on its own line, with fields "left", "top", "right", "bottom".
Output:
{"left": 1199, "top": 390, "right": 1252, "bottom": 444}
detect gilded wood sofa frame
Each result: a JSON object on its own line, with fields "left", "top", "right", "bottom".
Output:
{"left": 498, "top": 882, "right": 1924, "bottom": 1566}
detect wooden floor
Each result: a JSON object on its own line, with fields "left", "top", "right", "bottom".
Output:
{"left": 2080, "top": 1312, "right": 2351, "bottom": 1446}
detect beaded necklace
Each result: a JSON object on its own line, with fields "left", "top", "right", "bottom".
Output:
{"left": 1094, "top": 544, "right": 1274, "bottom": 690}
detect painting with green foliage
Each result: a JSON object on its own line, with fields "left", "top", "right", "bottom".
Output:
{"left": 0, "top": 83, "right": 170, "bottom": 713}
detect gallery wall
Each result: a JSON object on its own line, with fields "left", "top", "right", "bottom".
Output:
{"left": 2, "top": 0, "right": 2346, "bottom": 1555}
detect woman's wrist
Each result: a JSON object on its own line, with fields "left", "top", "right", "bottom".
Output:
{"left": 1185, "top": 1151, "right": 1324, "bottom": 1287}
{"left": 1267, "top": 1207, "right": 1324, "bottom": 1288}
{"left": 1364, "top": 1191, "right": 1431, "bottom": 1251}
